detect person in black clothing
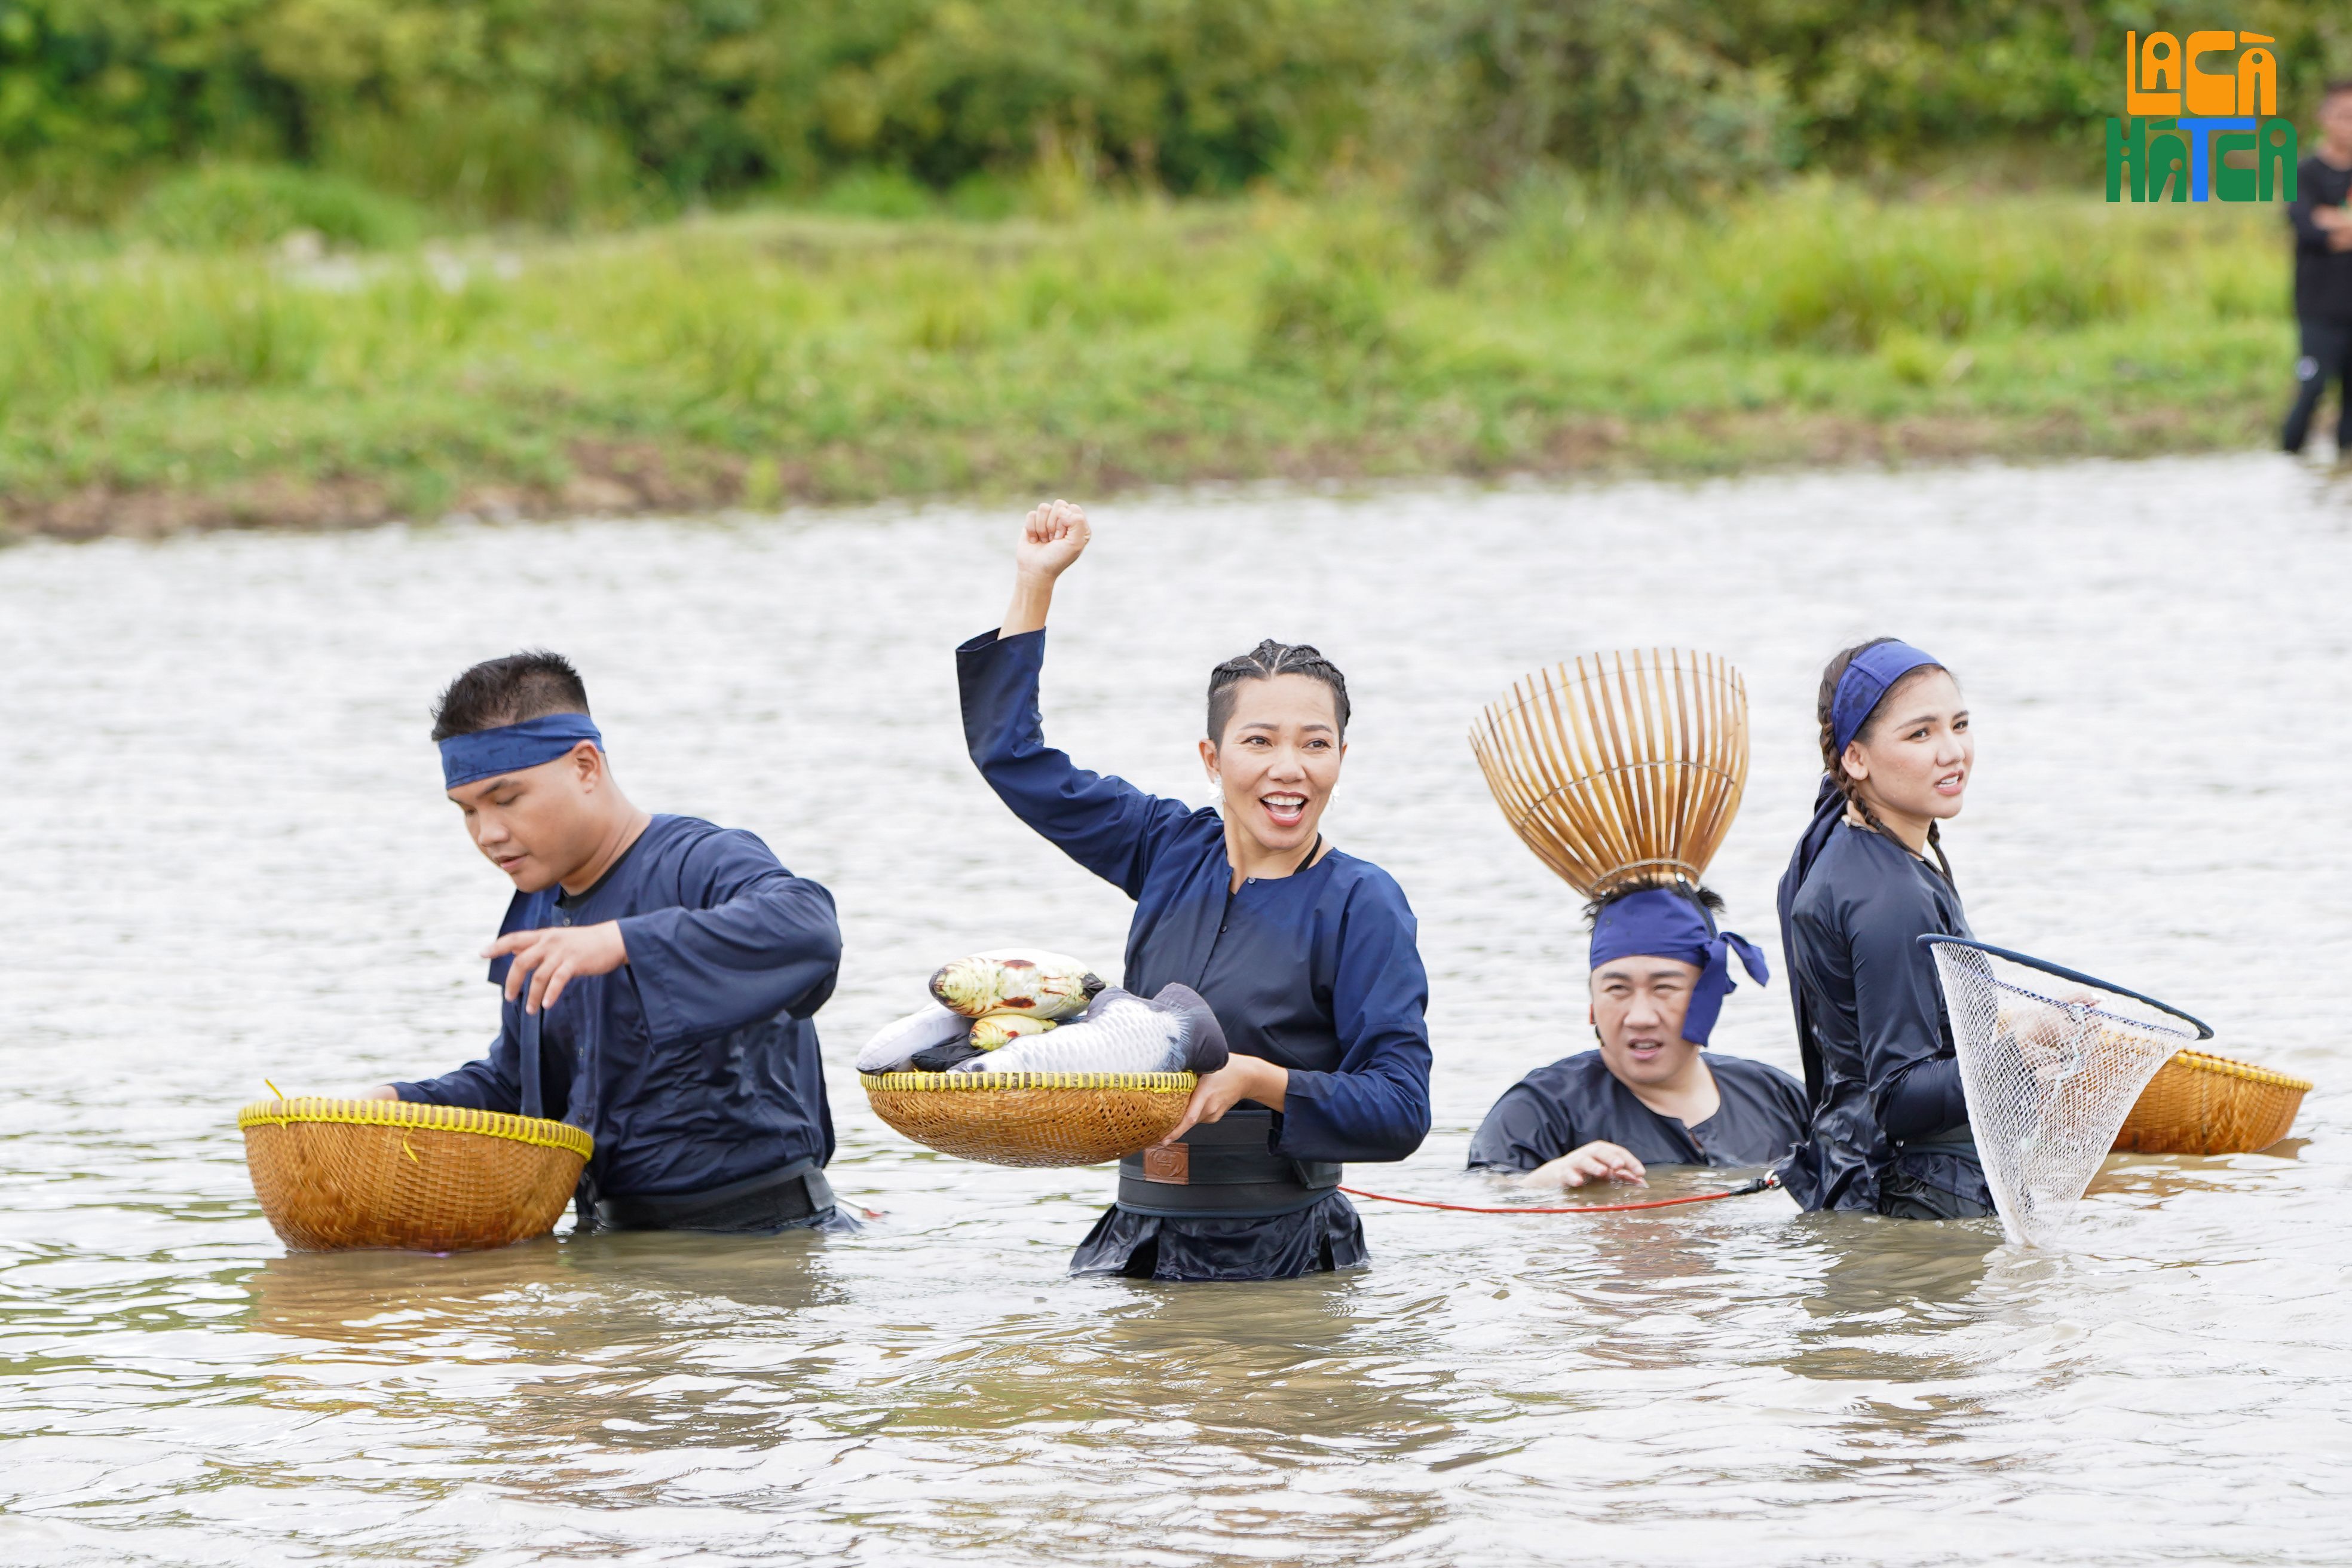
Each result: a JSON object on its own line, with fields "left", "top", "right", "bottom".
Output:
{"left": 2283, "top": 81, "right": 2352, "bottom": 457}
{"left": 1775, "top": 638, "right": 1985, "bottom": 1220}
{"left": 1468, "top": 884, "right": 1801, "bottom": 1186}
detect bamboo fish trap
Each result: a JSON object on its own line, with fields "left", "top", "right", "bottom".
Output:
{"left": 2112, "top": 1049, "right": 2311, "bottom": 1156}
{"left": 240, "top": 1097, "right": 592, "bottom": 1252}
{"left": 861, "top": 1071, "right": 1196, "bottom": 1168}
{"left": 1471, "top": 650, "right": 1750, "bottom": 897}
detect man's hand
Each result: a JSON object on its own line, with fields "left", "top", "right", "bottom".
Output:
{"left": 483, "top": 921, "right": 629, "bottom": 1014}
{"left": 362, "top": 1085, "right": 400, "bottom": 1101}
{"left": 1521, "top": 1140, "right": 1647, "bottom": 1189}
{"left": 1154, "top": 1054, "right": 1289, "bottom": 1147}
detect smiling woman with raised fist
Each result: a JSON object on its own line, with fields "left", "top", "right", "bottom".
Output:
{"left": 954, "top": 500, "right": 1432, "bottom": 1281}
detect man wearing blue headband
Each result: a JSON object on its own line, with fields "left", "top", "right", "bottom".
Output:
{"left": 1467, "top": 884, "right": 1805, "bottom": 1187}
{"left": 367, "top": 650, "right": 849, "bottom": 1234}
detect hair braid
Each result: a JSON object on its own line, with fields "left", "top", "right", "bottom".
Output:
{"left": 1816, "top": 639, "right": 1956, "bottom": 885}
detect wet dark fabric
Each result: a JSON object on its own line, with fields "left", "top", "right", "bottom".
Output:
{"left": 958, "top": 627, "right": 1431, "bottom": 1281}
{"left": 395, "top": 814, "right": 843, "bottom": 1207}
{"left": 2288, "top": 156, "right": 2352, "bottom": 324}
{"left": 1465, "top": 1051, "right": 1808, "bottom": 1173}
{"left": 1775, "top": 805, "right": 1990, "bottom": 1217}
{"left": 1070, "top": 1189, "right": 1367, "bottom": 1281}
{"left": 2282, "top": 316, "right": 2352, "bottom": 455}
{"left": 586, "top": 1157, "right": 841, "bottom": 1235}
{"left": 1115, "top": 1109, "right": 1338, "bottom": 1216}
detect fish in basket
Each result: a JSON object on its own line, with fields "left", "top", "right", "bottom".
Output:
{"left": 856, "top": 951, "right": 1229, "bottom": 1167}
{"left": 2112, "top": 1049, "right": 2313, "bottom": 1155}
{"left": 240, "top": 1097, "right": 592, "bottom": 1252}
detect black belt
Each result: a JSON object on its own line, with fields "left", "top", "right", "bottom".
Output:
{"left": 592, "top": 1157, "right": 834, "bottom": 1233}
{"left": 1115, "top": 1109, "right": 1340, "bottom": 1219}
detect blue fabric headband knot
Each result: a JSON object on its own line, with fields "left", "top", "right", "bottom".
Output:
{"left": 1830, "top": 639, "right": 1940, "bottom": 759}
{"left": 439, "top": 712, "right": 604, "bottom": 789}
{"left": 1587, "top": 887, "right": 1769, "bottom": 1047}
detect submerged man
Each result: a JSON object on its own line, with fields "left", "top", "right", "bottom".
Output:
{"left": 1467, "top": 887, "right": 1803, "bottom": 1187}
{"left": 370, "top": 651, "right": 849, "bottom": 1234}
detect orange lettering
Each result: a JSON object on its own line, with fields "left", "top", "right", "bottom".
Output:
{"left": 2185, "top": 30, "right": 2237, "bottom": 116}
{"left": 2129, "top": 31, "right": 2183, "bottom": 115}
{"left": 2237, "top": 46, "right": 2277, "bottom": 117}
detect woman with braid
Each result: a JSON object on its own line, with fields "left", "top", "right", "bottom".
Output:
{"left": 1775, "top": 639, "right": 1990, "bottom": 1220}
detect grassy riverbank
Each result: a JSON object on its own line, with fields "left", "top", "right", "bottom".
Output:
{"left": 0, "top": 185, "right": 2298, "bottom": 540}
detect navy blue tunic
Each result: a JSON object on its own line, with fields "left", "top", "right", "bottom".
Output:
{"left": 958, "top": 628, "right": 1433, "bottom": 1279}
{"left": 1466, "top": 1051, "right": 1808, "bottom": 1174}
{"left": 1777, "top": 818, "right": 1991, "bottom": 1215}
{"left": 396, "top": 814, "right": 843, "bottom": 1214}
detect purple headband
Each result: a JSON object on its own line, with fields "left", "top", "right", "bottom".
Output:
{"left": 439, "top": 713, "right": 604, "bottom": 789}
{"left": 1830, "top": 640, "right": 1940, "bottom": 758}
{"left": 1588, "top": 887, "right": 1769, "bottom": 1047}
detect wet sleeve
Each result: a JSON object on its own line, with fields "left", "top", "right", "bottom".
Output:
{"left": 1465, "top": 1082, "right": 1572, "bottom": 1172}
{"left": 617, "top": 830, "right": 843, "bottom": 1046}
{"left": 1843, "top": 872, "right": 1970, "bottom": 1143}
{"left": 1273, "top": 878, "right": 1433, "bottom": 1163}
{"left": 957, "top": 628, "right": 1198, "bottom": 898}
{"left": 394, "top": 1029, "right": 521, "bottom": 1113}
{"left": 2288, "top": 182, "right": 2326, "bottom": 250}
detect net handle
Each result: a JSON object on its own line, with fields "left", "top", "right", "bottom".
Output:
{"left": 1917, "top": 935, "right": 2213, "bottom": 1040}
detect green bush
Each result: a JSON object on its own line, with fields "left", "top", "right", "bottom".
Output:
{"left": 128, "top": 164, "right": 427, "bottom": 250}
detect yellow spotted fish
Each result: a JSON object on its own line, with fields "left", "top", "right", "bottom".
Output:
{"left": 928, "top": 948, "right": 1104, "bottom": 1021}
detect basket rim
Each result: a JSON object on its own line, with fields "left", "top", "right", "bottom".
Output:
{"left": 2164, "top": 1049, "right": 2314, "bottom": 1093}
{"left": 860, "top": 1070, "right": 1197, "bottom": 1092}
{"left": 237, "top": 1096, "right": 595, "bottom": 1158}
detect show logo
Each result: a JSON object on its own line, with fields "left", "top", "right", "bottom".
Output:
{"left": 2106, "top": 30, "right": 2296, "bottom": 203}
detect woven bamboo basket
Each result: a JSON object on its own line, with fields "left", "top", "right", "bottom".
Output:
{"left": 1471, "top": 649, "right": 1750, "bottom": 898}
{"left": 2111, "top": 1050, "right": 2311, "bottom": 1156}
{"left": 239, "top": 1097, "right": 592, "bottom": 1252}
{"left": 861, "top": 1071, "right": 1196, "bottom": 1168}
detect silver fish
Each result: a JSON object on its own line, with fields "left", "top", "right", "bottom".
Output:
{"left": 855, "top": 1002, "right": 969, "bottom": 1074}
{"left": 959, "top": 984, "right": 1230, "bottom": 1076}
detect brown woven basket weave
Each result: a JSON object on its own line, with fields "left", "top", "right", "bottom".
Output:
{"left": 240, "top": 1097, "right": 592, "bottom": 1252}
{"left": 861, "top": 1071, "right": 1196, "bottom": 1168}
{"left": 2111, "top": 1051, "right": 2312, "bottom": 1156}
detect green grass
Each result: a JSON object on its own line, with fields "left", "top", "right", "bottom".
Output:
{"left": 0, "top": 182, "right": 2303, "bottom": 537}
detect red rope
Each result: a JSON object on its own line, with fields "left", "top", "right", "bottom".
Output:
{"left": 1337, "top": 1180, "right": 1771, "bottom": 1215}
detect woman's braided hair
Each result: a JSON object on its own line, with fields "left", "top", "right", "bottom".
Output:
{"left": 1816, "top": 638, "right": 1956, "bottom": 883}
{"left": 1206, "top": 639, "right": 1352, "bottom": 743}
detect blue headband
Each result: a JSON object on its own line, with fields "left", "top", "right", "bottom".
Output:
{"left": 1830, "top": 640, "right": 1940, "bottom": 758}
{"left": 439, "top": 713, "right": 604, "bottom": 789}
{"left": 1588, "top": 887, "right": 1769, "bottom": 1047}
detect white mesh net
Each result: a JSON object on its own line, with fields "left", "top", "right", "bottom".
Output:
{"left": 1925, "top": 938, "right": 2206, "bottom": 1247}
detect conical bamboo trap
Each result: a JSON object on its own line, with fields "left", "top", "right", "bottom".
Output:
{"left": 240, "top": 1097, "right": 591, "bottom": 1252}
{"left": 1472, "top": 650, "right": 1750, "bottom": 897}
{"left": 2112, "top": 1049, "right": 2311, "bottom": 1156}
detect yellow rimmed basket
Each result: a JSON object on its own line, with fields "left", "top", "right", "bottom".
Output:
{"left": 2112, "top": 1051, "right": 2313, "bottom": 1156}
{"left": 238, "top": 1097, "right": 593, "bottom": 1252}
{"left": 860, "top": 1071, "right": 1196, "bottom": 1168}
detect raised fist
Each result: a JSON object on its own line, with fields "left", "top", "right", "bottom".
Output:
{"left": 1015, "top": 498, "right": 1091, "bottom": 581}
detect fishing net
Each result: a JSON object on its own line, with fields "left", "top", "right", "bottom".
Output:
{"left": 1922, "top": 936, "right": 2212, "bottom": 1247}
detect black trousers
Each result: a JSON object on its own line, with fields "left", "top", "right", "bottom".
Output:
{"left": 2283, "top": 317, "right": 2352, "bottom": 455}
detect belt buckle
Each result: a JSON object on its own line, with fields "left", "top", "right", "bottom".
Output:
{"left": 1140, "top": 1144, "right": 1189, "bottom": 1184}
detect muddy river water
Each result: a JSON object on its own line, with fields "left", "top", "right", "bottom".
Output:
{"left": 3, "top": 455, "right": 2348, "bottom": 1565}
